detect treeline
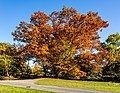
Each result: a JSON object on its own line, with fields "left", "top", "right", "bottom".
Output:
{"left": 0, "top": 6, "right": 120, "bottom": 81}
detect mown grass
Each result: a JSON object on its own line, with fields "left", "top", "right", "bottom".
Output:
{"left": 0, "top": 84, "right": 55, "bottom": 93}
{"left": 35, "top": 78, "right": 120, "bottom": 92}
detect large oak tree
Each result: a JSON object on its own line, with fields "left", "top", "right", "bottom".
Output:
{"left": 12, "top": 6, "right": 109, "bottom": 78}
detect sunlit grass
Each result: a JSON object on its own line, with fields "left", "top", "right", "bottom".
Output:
{"left": 0, "top": 84, "right": 55, "bottom": 93}
{"left": 35, "top": 78, "right": 120, "bottom": 92}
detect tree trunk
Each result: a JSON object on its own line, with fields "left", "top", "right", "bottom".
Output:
{"left": 4, "top": 53, "right": 9, "bottom": 77}
{"left": 41, "top": 61, "right": 47, "bottom": 77}
{"left": 6, "top": 69, "right": 9, "bottom": 77}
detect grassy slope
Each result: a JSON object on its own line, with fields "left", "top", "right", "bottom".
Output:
{"left": 0, "top": 84, "right": 54, "bottom": 93}
{"left": 35, "top": 78, "right": 120, "bottom": 92}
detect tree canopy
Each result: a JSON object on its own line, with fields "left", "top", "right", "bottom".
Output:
{"left": 12, "top": 6, "right": 109, "bottom": 79}
{"left": 102, "top": 33, "right": 120, "bottom": 81}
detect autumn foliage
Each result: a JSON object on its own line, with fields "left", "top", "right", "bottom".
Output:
{"left": 12, "top": 6, "right": 109, "bottom": 79}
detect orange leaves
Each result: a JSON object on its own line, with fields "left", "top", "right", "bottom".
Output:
{"left": 41, "top": 44, "right": 48, "bottom": 51}
{"left": 31, "top": 11, "right": 50, "bottom": 26}
{"left": 81, "top": 14, "right": 87, "bottom": 19}
{"left": 12, "top": 6, "right": 109, "bottom": 78}
{"left": 69, "top": 67, "right": 86, "bottom": 79}
{"left": 73, "top": 13, "right": 81, "bottom": 20}
{"left": 41, "top": 44, "right": 49, "bottom": 54}
{"left": 102, "top": 21, "right": 109, "bottom": 28}
{"left": 76, "top": 14, "right": 81, "bottom": 19}
{"left": 31, "top": 44, "right": 49, "bottom": 55}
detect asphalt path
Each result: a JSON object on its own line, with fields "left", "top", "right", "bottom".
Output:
{"left": 0, "top": 79, "right": 116, "bottom": 93}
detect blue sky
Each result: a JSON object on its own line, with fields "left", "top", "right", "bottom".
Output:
{"left": 0, "top": 0, "right": 120, "bottom": 44}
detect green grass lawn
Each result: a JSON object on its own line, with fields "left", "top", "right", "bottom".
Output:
{"left": 35, "top": 78, "right": 120, "bottom": 92}
{"left": 0, "top": 84, "right": 55, "bottom": 93}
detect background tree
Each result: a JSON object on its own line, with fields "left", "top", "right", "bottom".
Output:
{"left": 102, "top": 32, "right": 120, "bottom": 60}
{"left": 0, "top": 42, "right": 31, "bottom": 78}
{"left": 11, "top": 45, "right": 32, "bottom": 78}
{"left": 32, "top": 63, "right": 43, "bottom": 76}
{"left": 12, "top": 6, "right": 109, "bottom": 79}
{"left": 102, "top": 33, "right": 120, "bottom": 81}
{"left": 0, "top": 42, "right": 15, "bottom": 77}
